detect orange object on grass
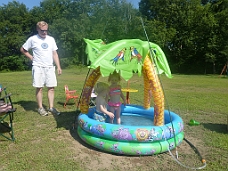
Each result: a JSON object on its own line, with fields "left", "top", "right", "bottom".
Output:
{"left": 64, "top": 85, "right": 78, "bottom": 108}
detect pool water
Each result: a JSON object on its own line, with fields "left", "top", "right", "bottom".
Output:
{"left": 121, "top": 115, "right": 154, "bottom": 126}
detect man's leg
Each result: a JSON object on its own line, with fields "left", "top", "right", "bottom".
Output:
{"left": 47, "top": 87, "right": 60, "bottom": 115}
{"left": 36, "top": 87, "right": 43, "bottom": 108}
{"left": 47, "top": 87, "right": 54, "bottom": 109}
{"left": 36, "top": 87, "right": 48, "bottom": 116}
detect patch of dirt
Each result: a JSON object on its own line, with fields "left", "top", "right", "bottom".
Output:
{"left": 64, "top": 127, "right": 206, "bottom": 171}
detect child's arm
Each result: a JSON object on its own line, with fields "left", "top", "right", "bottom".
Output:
{"left": 104, "top": 91, "right": 109, "bottom": 102}
{"left": 99, "top": 105, "right": 115, "bottom": 119}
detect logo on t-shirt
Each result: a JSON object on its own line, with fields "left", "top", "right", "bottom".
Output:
{"left": 41, "top": 43, "right": 48, "bottom": 49}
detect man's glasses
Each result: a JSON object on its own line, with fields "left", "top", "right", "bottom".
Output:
{"left": 40, "top": 29, "right": 48, "bottom": 33}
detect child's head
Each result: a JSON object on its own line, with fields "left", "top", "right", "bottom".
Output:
{"left": 94, "top": 82, "right": 109, "bottom": 94}
{"left": 108, "top": 71, "right": 121, "bottom": 83}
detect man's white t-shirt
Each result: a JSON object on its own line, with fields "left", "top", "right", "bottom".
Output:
{"left": 22, "top": 34, "right": 58, "bottom": 67}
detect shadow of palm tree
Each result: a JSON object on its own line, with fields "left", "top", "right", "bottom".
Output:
{"left": 202, "top": 123, "right": 227, "bottom": 134}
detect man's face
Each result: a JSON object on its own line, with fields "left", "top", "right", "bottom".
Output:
{"left": 37, "top": 25, "right": 48, "bottom": 38}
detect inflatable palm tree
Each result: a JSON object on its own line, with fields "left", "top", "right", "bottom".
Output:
{"left": 80, "top": 38, "right": 172, "bottom": 126}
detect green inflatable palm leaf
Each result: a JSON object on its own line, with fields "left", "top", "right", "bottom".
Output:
{"left": 84, "top": 38, "right": 172, "bottom": 81}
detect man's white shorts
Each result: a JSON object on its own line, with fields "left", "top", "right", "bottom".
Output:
{"left": 32, "top": 66, "right": 57, "bottom": 88}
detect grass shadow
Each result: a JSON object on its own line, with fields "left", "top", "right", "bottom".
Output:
{"left": 16, "top": 100, "right": 51, "bottom": 113}
{"left": 202, "top": 123, "right": 228, "bottom": 134}
{"left": 57, "top": 101, "right": 65, "bottom": 106}
{"left": 16, "top": 100, "right": 78, "bottom": 131}
{"left": 16, "top": 100, "right": 37, "bottom": 112}
{"left": 57, "top": 101, "right": 77, "bottom": 106}
{"left": 52, "top": 110, "right": 78, "bottom": 130}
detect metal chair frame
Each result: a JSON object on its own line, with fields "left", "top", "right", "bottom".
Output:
{"left": 0, "top": 87, "right": 16, "bottom": 141}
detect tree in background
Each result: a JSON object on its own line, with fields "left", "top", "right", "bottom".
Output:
{"left": 0, "top": 0, "right": 228, "bottom": 74}
{"left": 0, "top": 1, "right": 33, "bottom": 71}
{"left": 139, "top": 0, "right": 228, "bottom": 74}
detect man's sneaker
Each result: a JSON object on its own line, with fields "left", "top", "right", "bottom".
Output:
{"left": 38, "top": 108, "right": 48, "bottom": 116}
{"left": 48, "top": 108, "right": 60, "bottom": 115}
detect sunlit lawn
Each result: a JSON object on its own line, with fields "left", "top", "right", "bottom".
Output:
{"left": 0, "top": 67, "right": 227, "bottom": 171}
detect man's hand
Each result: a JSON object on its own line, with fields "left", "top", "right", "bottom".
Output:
{"left": 57, "top": 68, "right": 62, "bottom": 75}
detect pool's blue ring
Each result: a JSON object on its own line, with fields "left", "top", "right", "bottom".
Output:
{"left": 77, "top": 104, "right": 184, "bottom": 155}
{"left": 78, "top": 105, "right": 184, "bottom": 142}
{"left": 78, "top": 126, "right": 184, "bottom": 155}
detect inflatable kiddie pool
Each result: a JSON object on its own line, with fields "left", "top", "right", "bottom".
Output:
{"left": 77, "top": 39, "right": 184, "bottom": 155}
{"left": 78, "top": 105, "right": 184, "bottom": 155}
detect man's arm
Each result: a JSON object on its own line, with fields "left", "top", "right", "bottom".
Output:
{"left": 20, "top": 47, "right": 33, "bottom": 61}
{"left": 53, "top": 50, "right": 62, "bottom": 75}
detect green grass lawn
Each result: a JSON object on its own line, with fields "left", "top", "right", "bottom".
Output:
{"left": 0, "top": 67, "right": 228, "bottom": 171}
